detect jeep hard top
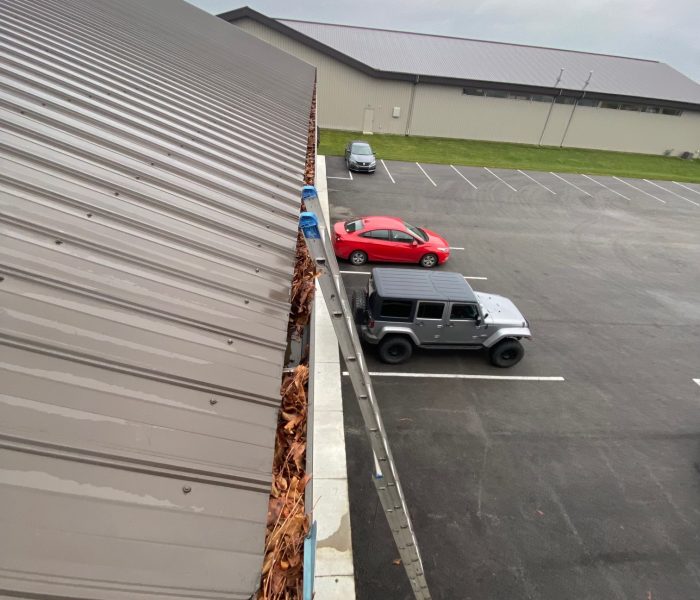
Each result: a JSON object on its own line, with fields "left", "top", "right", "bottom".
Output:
{"left": 352, "top": 268, "right": 532, "bottom": 367}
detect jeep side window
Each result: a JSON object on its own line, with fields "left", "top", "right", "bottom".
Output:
{"left": 379, "top": 300, "right": 412, "bottom": 320}
{"left": 360, "top": 229, "right": 390, "bottom": 240}
{"left": 450, "top": 303, "right": 479, "bottom": 320}
{"left": 391, "top": 230, "right": 415, "bottom": 244}
{"left": 416, "top": 302, "right": 445, "bottom": 320}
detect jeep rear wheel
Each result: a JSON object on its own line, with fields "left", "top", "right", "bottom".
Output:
{"left": 378, "top": 336, "right": 413, "bottom": 364}
{"left": 350, "top": 250, "right": 368, "bottom": 266}
{"left": 420, "top": 253, "right": 438, "bottom": 268}
{"left": 489, "top": 339, "right": 524, "bottom": 368}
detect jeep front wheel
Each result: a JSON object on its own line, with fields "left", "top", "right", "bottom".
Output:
{"left": 489, "top": 339, "right": 524, "bottom": 368}
{"left": 378, "top": 336, "right": 413, "bottom": 364}
{"left": 420, "top": 253, "right": 438, "bottom": 268}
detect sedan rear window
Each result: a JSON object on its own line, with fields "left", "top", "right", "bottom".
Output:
{"left": 344, "top": 219, "right": 363, "bottom": 232}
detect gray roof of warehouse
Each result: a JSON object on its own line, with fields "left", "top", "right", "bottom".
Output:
{"left": 0, "top": 0, "right": 314, "bottom": 598}
{"left": 373, "top": 268, "right": 476, "bottom": 303}
{"left": 219, "top": 7, "right": 700, "bottom": 107}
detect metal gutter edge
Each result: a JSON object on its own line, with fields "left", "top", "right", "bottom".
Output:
{"left": 308, "top": 156, "right": 357, "bottom": 598}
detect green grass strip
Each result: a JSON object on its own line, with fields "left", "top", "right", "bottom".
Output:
{"left": 318, "top": 129, "right": 700, "bottom": 183}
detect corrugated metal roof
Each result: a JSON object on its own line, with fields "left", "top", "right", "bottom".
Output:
{"left": 0, "top": 0, "right": 315, "bottom": 598}
{"left": 279, "top": 19, "right": 700, "bottom": 105}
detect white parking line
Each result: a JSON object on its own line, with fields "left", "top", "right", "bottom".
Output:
{"left": 643, "top": 179, "right": 699, "bottom": 207}
{"left": 518, "top": 170, "right": 556, "bottom": 195}
{"left": 450, "top": 165, "right": 478, "bottom": 189}
{"left": 449, "top": 247, "right": 465, "bottom": 250}
{"left": 342, "top": 372, "right": 565, "bottom": 381}
{"left": 381, "top": 159, "right": 396, "bottom": 184}
{"left": 613, "top": 176, "right": 665, "bottom": 204}
{"left": 464, "top": 276, "right": 488, "bottom": 280}
{"left": 673, "top": 181, "right": 700, "bottom": 196}
{"left": 348, "top": 170, "right": 353, "bottom": 181}
{"left": 581, "top": 174, "right": 631, "bottom": 201}
{"left": 549, "top": 172, "right": 592, "bottom": 197}
{"left": 694, "top": 378, "right": 700, "bottom": 387}
{"left": 416, "top": 162, "right": 437, "bottom": 186}
{"left": 327, "top": 176, "right": 353, "bottom": 180}
{"left": 484, "top": 167, "right": 517, "bottom": 192}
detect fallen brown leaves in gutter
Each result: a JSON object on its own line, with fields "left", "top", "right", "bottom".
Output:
{"left": 258, "top": 83, "right": 318, "bottom": 600}
{"left": 288, "top": 231, "right": 317, "bottom": 339}
{"left": 259, "top": 365, "right": 311, "bottom": 599}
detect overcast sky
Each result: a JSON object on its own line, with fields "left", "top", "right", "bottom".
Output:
{"left": 188, "top": 0, "right": 700, "bottom": 84}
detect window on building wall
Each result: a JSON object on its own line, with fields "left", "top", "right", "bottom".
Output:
{"left": 461, "top": 88, "right": 682, "bottom": 116}
{"left": 484, "top": 89, "right": 508, "bottom": 98}
{"left": 578, "top": 98, "right": 600, "bottom": 107}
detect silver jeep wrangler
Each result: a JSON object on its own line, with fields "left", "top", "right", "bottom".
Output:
{"left": 352, "top": 268, "right": 532, "bottom": 367}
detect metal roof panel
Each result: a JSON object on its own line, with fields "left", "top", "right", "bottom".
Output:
{"left": 0, "top": 0, "right": 315, "bottom": 598}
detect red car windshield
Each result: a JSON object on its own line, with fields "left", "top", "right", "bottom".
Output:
{"left": 404, "top": 221, "right": 429, "bottom": 242}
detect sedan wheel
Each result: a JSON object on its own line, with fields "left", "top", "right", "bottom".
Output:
{"left": 350, "top": 250, "right": 368, "bottom": 266}
{"left": 420, "top": 253, "right": 438, "bottom": 268}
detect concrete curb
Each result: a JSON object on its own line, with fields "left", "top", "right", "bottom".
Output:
{"left": 310, "top": 156, "right": 357, "bottom": 598}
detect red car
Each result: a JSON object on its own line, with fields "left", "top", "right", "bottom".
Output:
{"left": 332, "top": 216, "right": 451, "bottom": 268}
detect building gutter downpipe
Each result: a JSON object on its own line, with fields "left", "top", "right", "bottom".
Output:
{"left": 560, "top": 71, "right": 593, "bottom": 148}
{"left": 537, "top": 68, "right": 564, "bottom": 146}
{"left": 405, "top": 74, "right": 419, "bottom": 136}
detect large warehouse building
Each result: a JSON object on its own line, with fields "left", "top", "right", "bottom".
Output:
{"left": 220, "top": 7, "right": 700, "bottom": 156}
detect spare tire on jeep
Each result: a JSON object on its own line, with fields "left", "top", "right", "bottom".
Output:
{"left": 351, "top": 290, "right": 367, "bottom": 324}
{"left": 378, "top": 335, "right": 413, "bottom": 364}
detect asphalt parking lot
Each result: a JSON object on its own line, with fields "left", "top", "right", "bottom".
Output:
{"left": 325, "top": 156, "right": 700, "bottom": 599}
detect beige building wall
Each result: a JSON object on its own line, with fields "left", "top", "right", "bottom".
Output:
{"left": 232, "top": 18, "right": 700, "bottom": 155}
{"left": 234, "top": 18, "right": 413, "bottom": 135}
{"left": 562, "top": 106, "right": 700, "bottom": 154}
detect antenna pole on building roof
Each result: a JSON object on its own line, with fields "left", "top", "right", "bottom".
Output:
{"left": 537, "top": 67, "right": 565, "bottom": 146}
{"left": 299, "top": 186, "right": 432, "bottom": 600}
